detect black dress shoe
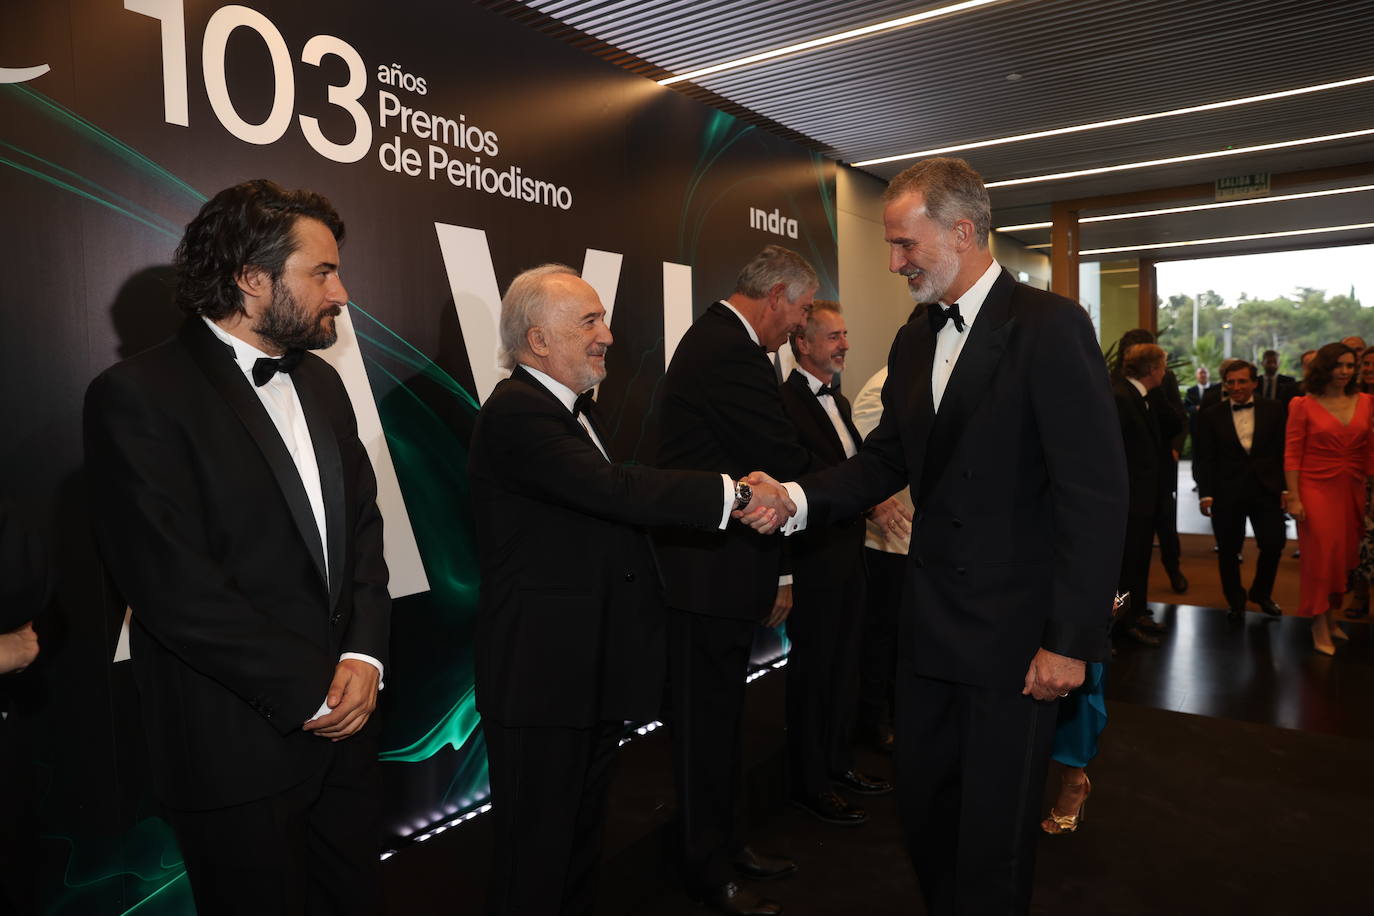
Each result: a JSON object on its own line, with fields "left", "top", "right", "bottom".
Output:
{"left": 790, "top": 790, "right": 867, "bottom": 825}
{"left": 1134, "top": 617, "right": 1166, "bottom": 634}
{"left": 690, "top": 881, "right": 782, "bottom": 915}
{"left": 731, "top": 846, "right": 796, "bottom": 881}
{"left": 1124, "top": 626, "right": 1161, "bottom": 647}
{"left": 830, "top": 769, "right": 893, "bottom": 795}
{"left": 1251, "top": 596, "right": 1283, "bottom": 617}
{"left": 1168, "top": 569, "right": 1189, "bottom": 593}
{"left": 1227, "top": 607, "right": 1245, "bottom": 621}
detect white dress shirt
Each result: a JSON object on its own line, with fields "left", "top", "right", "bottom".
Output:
{"left": 783, "top": 260, "right": 1003, "bottom": 535}
{"left": 1230, "top": 398, "right": 1256, "bottom": 452}
{"left": 1127, "top": 377, "right": 1148, "bottom": 402}
{"left": 202, "top": 319, "right": 383, "bottom": 719}
{"left": 797, "top": 366, "right": 858, "bottom": 459}
{"left": 520, "top": 363, "right": 735, "bottom": 530}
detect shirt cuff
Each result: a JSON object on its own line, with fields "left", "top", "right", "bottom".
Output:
{"left": 781, "top": 481, "right": 809, "bottom": 535}
{"left": 308, "top": 653, "right": 385, "bottom": 722}
{"left": 778, "top": 575, "right": 793, "bottom": 586}
{"left": 719, "top": 474, "right": 734, "bottom": 530}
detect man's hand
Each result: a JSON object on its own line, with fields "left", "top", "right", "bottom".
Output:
{"left": 763, "top": 584, "right": 792, "bottom": 628}
{"left": 303, "top": 658, "right": 379, "bottom": 741}
{"left": 1199, "top": 497, "right": 1213, "bottom": 517}
{"left": 732, "top": 472, "right": 795, "bottom": 534}
{"left": 0, "top": 622, "right": 38, "bottom": 675}
{"left": 867, "top": 497, "right": 912, "bottom": 539}
{"left": 1021, "top": 648, "right": 1085, "bottom": 702}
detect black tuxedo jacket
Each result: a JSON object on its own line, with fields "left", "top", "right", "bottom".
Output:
{"left": 1112, "top": 378, "right": 1161, "bottom": 517}
{"left": 654, "top": 302, "right": 821, "bottom": 620}
{"left": 84, "top": 318, "right": 390, "bottom": 810}
{"left": 1258, "top": 373, "right": 1298, "bottom": 405}
{"left": 468, "top": 367, "right": 723, "bottom": 728}
{"left": 1192, "top": 398, "right": 1286, "bottom": 503}
{"left": 798, "top": 270, "right": 1127, "bottom": 688}
{"left": 778, "top": 369, "right": 865, "bottom": 582}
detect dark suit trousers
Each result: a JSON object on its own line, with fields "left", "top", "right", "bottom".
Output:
{"left": 786, "top": 568, "right": 866, "bottom": 795}
{"left": 666, "top": 607, "right": 757, "bottom": 891}
{"left": 896, "top": 665, "right": 1058, "bottom": 915}
{"left": 482, "top": 720, "right": 621, "bottom": 916}
{"left": 1153, "top": 458, "right": 1182, "bottom": 573}
{"left": 1114, "top": 513, "right": 1155, "bottom": 632}
{"left": 1212, "top": 490, "right": 1287, "bottom": 608}
{"left": 857, "top": 547, "right": 903, "bottom": 733}
{"left": 166, "top": 732, "right": 381, "bottom": 916}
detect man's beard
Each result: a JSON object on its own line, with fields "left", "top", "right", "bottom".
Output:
{"left": 903, "top": 243, "right": 960, "bottom": 304}
{"left": 254, "top": 282, "right": 339, "bottom": 352}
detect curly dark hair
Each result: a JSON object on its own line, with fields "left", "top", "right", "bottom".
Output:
{"left": 174, "top": 179, "right": 344, "bottom": 320}
{"left": 1304, "top": 341, "right": 1358, "bottom": 396}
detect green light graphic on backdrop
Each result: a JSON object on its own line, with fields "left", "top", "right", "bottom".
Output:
{"left": 4, "top": 82, "right": 489, "bottom": 913}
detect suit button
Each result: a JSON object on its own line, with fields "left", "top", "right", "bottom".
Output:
{"left": 329, "top": 613, "right": 342, "bottom": 626}
{"left": 952, "top": 518, "right": 963, "bottom": 528}
{"left": 262, "top": 708, "right": 274, "bottom": 720}
{"left": 912, "top": 557, "right": 925, "bottom": 568}
{"left": 963, "top": 470, "right": 974, "bottom": 480}
{"left": 956, "top": 566, "right": 967, "bottom": 575}
{"left": 624, "top": 572, "right": 636, "bottom": 582}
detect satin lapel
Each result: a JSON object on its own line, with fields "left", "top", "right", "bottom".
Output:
{"left": 787, "top": 370, "right": 844, "bottom": 462}
{"left": 904, "top": 313, "right": 938, "bottom": 494}
{"left": 179, "top": 319, "right": 329, "bottom": 590}
{"left": 919, "top": 271, "right": 1015, "bottom": 502}
{"left": 510, "top": 366, "right": 611, "bottom": 461}
{"left": 294, "top": 363, "right": 346, "bottom": 609}
{"left": 836, "top": 392, "right": 863, "bottom": 448}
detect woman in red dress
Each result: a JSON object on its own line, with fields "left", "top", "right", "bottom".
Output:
{"left": 1285, "top": 342, "right": 1374, "bottom": 654}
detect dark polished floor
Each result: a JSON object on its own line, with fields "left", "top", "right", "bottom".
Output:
{"left": 385, "top": 575, "right": 1374, "bottom": 914}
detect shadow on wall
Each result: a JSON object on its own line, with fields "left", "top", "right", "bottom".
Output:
{"left": 110, "top": 265, "right": 179, "bottom": 359}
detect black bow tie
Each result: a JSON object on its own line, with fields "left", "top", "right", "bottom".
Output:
{"left": 815, "top": 382, "right": 840, "bottom": 399}
{"left": 252, "top": 349, "right": 304, "bottom": 387}
{"left": 928, "top": 302, "right": 965, "bottom": 334}
{"left": 1232, "top": 402, "right": 1255, "bottom": 412}
{"left": 573, "top": 390, "right": 596, "bottom": 418}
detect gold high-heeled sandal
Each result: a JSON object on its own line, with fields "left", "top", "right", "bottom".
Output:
{"left": 1041, "top": 775, "right": 1091, "bottom": 835}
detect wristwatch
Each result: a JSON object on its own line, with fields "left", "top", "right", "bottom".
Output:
{"left": 733, "top": 478, "right": 753, "bottom": 513}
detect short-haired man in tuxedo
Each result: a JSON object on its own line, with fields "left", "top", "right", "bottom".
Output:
{"left": 1259, "top": 349, "right": 1299, "bottom": 409}
{"left": 1193, "top": 360, "right": 1288, "bottom": 620}
{"left": 655, "top": 244, "right": 826, "bottom": 915}
{"left": 468, "top": 264, "right": 793, "bottom": 915}
{"left": 1184, "top": 365, "right": 1219, "bottom": 442}
{"left": 85, "top": 181, "right": 390, "bottom": 914}
{"left": 756, "top": 158, "right": 1127, "bottom": 915}
{"left": 778, "top": 301, "right": 903, "bottom": 828}
{"left": 1113, "top": 343, "right": 1168, "bottom": 647}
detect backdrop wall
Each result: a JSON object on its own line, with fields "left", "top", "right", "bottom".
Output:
{"left": 0, "top": 2, "right": 837, "bottom": 912}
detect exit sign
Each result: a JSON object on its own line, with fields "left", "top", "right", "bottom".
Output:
{"left": 1215, "top": 173, "right": 1271, "bottom": 202}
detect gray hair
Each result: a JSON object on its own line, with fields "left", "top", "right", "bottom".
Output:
{"left": 788, "top": 299, "right": 842, "bottom": 360}
{"left": 1122, "top": 343, "right": 1166, "bottom": 380}
{"left": 883, "top": 157, "right": 992, "bottom": 248}
{"left": 734, "top": 245, "right": 818, "bottom": 303}
{"left": 498, "top": 263, "right": 579, "bottom": 369}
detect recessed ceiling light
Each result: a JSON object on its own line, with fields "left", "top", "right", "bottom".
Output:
{"left": 995, "top": 184, "right": 1374, "bottom": 234}
{"left": 984, "top": 128, "right": 1374, "bottom": 189}
{"left": 658, "top": 0, "right": 1004, "bottom": 86}
{"left": 853, "top": 73, "right": 1374, "bottom": 167}
{"left": 1079, "top": 222, "right": 1374, "bottom": 256}
{"left": 1006, "top": 72, "right": 1022, "bottom": 82}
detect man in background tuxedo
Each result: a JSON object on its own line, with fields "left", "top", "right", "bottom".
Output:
{"left": 468, "top": 265, "right": 792, "bottom": 914}
{"left": 654, "top": 245, "right": 825, "bottom": 915}
{"left": 85, "top": 181, "right": 390, "bottom": 915}
{"left": 1259, "top": 349, "right": 1299, "bottom": 409}
{"left": 757, "top": 158, "right": 1127, "bottom": 914}
{"left": 1184, "top": 365, "right": 1219, "bottom": 442}
{"left": 1112, "top": 344, "right": 1168, "bottom": 647}
{"left": 777, "top": 301, "right": 902, "bottom": 828}
{"left": 1193, "top": 360, "right": 1287, "bottom": 619}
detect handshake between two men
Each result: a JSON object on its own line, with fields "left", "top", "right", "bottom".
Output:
{"left": 729, "top": 472, "right": 913, "bottom": 539}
